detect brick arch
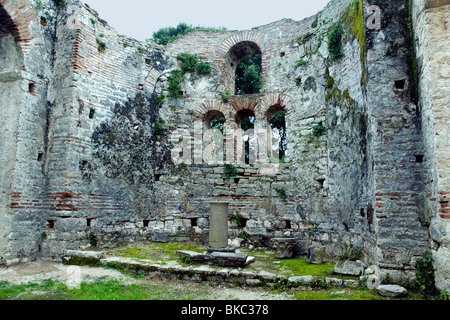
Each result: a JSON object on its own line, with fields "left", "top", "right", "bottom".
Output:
{"left": 216, "top": 31, "right": 268, "bottom": 94}
{"left": 217, "top": 31, "right": 266, "bottom": 59}
{"left": 0, "top": 0, "right": 38, "bottom": 43}
{"left": 259, "top": 93, "right": 296, "bottom": 117}
{"left": 194, "top": 100, "right": 228, "bottom": 120}
{"left": 228, "top": 96, "right": 262, "bottom": 121}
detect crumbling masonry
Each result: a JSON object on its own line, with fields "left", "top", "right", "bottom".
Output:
{"left": 0, "top": 0, "right": 449, "bottom": 291}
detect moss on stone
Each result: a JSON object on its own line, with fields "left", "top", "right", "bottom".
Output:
{"left": 63, "top": 256, "right": 101, "bottom": 267}
{"left": 341, "top": 0, "right": 366, "bottom": 86}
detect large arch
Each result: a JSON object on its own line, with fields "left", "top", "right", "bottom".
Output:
{"left": 216, "top": 31, "right": 268, "bottom": 95}
{"left": 0, "top": 0, "right": 37, "bottom": 49}
{"left": 0, "top": 2, "right": 28, "bottom": 263}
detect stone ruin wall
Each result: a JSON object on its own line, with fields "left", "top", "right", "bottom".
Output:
{"left": 0, "top": 0, "right": 449, "bottom": 290}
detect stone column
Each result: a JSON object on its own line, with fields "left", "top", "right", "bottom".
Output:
{"left": 208, "top": 201, "right": 229, "bottom": 250}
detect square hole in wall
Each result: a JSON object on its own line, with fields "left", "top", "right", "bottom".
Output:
{"left": 394, "top": 79, "right": 406, "bottom": 90}
{"left": 317, "top": 178, "right": 325, "bottom": 189}
{"left": 37, "top": 152, "right": 44, "bottom": 162}
{"left": 284, "top": 220, "right": 292, "bottom": 229}
{"left": 415, "top": 155, "right": 424, "bottom": 163}
{"left": 87, "top": 217, "right": 96, "bottom": 227}
{"left": 46, "top": 220, "right": 56, "bottom": 229}
{"left": 143, "top": 220, "right": 150, "bottom": 228}
{"left": 89, "top": 108, "right": 96, "bottom": 119}
{"left": 28, "top": 82, "right": 36, "bottom": 94}
{"left": 190, "top": 218, "right": 198, "bottom": 227}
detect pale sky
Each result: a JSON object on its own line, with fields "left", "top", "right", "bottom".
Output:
{"left": 82, "top": 0, "right": 331, "bottom": 41}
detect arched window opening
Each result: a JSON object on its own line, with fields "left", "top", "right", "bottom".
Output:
{"left": 267, "top": 105, "right": 287, "bottom": 163}
{"left": 225, "top": 41, "right": 262, "bottom": 95}
{"left": 0, "top": 6, "right": 20, "bottom": 40}
{"left": 204, "top": 111, "right": 226, "bottom": 163}
{"left": 235, "top": 54, "right": 262, "bottom": 95}
{"left": 0, "top": 6, "right": 23, "bottom": 73}
{"left": 235, "top": 109, "right": 255, "bottom": 164}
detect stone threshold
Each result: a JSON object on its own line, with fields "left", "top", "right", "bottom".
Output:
{"left": 63, "top": 250, "right": 360, "bottom": 289}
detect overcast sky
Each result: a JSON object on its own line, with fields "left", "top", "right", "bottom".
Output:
{"left": 82, "top": 0, "right": 331, "bottom": 41}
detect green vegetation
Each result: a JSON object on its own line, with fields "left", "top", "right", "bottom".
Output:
{"left": 153, "top": 118, "right": 165, "bottom": 137}
{"left": 275, "top": 188, "right": 287, "bottom": 200}
{"left": 210, "top": 116, "right": 226, "bottom": 133}
{"left": 1, "top": 243, "right": 439, "bottom": 301}
{"left": 325, "top": 67, "right": 335, "bottom": 89}
{"left": 312, "top": 123, "right": 327, "bottom": 137}
{"left": 415, "top": 253, "right": 436, "bottom": 296}
{"left": 235, "top": 54, "right": 262, "bottom": 95}
{"left": 96, "top": 38, "right": 107, "bottom": 52}
{"left": 295, "top": 59, "right": 307, "bottom": 68}
{"left": 149, "top": 23, "right": 227, "bottom": 46}
{"left": 221, "top": 90, "right": 232, "bottom": 103}
{"left": 295, "top": 288, "right": 382, "bottom": 300}
{"left": 196, "top": 61, "right": 212, "bottom": 75}
{"left": 163, "top": 53, "right": 212, "bottom": 99}
{"left": 343, "top": 0, "right": 366, "bottom": 85}
{"left": 63, "top": 256, "right": 101, "bottom": 267}
{"left": 0, "top": 278, "right": 214, "bottom": 300}
{"left": 167, "top": 70, "right": 185, "bottom": 98}
{"left": 339, "top": 242, "right": 363, "bottom": 261}
{"left": 35, "top": 0, "right": 44, "bottom": 10}
{"left": 327, "top": 23, "right": 344, "bottom": 61}
{"left": 177, "top": 53, "right": 199, "bottom": 73}
{"left": 230, "top": 213, "right": 246, "bottom": 229}
{"left": 156, "top": 93, "right": 166, "bottom": 105}
{"left": 176, "top": 53, "right": 211, "bottom": 75}
{"left": 53, "top": 0, "right": 66, "bottom": 7}
{"left": 223, "top": 164, "right": 237, "bottom": 178}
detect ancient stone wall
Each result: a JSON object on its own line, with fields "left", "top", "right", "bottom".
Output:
{"left": 412, "top": 0, "right": 450, "bottom": 292}
{"left": 0, "top": 0, "right": 449, "bottom": 290}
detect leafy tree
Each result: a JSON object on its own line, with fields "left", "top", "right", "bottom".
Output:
{"left": 235, "top": 54, "right": 262, "bottom": 95}
{"left": 149, "top": 23, "right": 226, "bottom": 46}
{"left": 210, "top": 117, "right": 226, "bottom": 133}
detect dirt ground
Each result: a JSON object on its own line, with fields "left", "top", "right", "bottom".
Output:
{"left": 0, "top": 260, "right": 295, "bottom": 300}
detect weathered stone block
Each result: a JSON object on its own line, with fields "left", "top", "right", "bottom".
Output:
{"left": 210, "top": 252, "right": 249, "bottom": 268}
{"left": 271, "top": 237, "right": 297, "bottom": 259}
{"left": 377, "top": 285, "right": 408, "bottom": 298}
{"left": 176, "top": 250, "right": 210, "bottom": 263}
{"left": 307, "top": 246, "right": 325, "bottom": 264}
{"left": 334, "top": 260, "right": 365, "bottom": 276}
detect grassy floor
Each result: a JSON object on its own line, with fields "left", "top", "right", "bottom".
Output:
{"left": 0, "top": 242, "right": 436, "bottom": 301}
{"left": 0, "top": 277, "right": 218, "bottom": 300}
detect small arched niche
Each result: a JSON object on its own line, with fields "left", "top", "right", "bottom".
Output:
{"left": 0, "top": 5, "right": 24, "bottom": 73}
